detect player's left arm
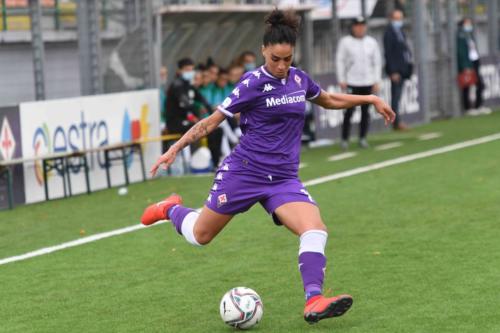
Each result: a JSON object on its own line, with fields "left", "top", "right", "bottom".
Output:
{"left": 311, "top": 90, "right": 396, "bottom": 125}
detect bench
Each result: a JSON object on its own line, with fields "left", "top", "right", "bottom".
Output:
{"left": 0, "top": 134, "right": 181, "bottom": 210}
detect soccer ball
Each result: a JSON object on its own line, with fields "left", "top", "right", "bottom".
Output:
{"left": 219, "top": 287, "right": 264, "bottom": 329}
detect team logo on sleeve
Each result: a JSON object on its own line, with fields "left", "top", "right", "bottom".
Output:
{"left": 222, "top": 97, "right": 232, "bottom": 108}
{"left": 232, "top": 87, "right": 240, "bottom": 98}
{"left": 242, "top": 78, "right": 250, "bottom": 87}
{"left": 294, "top": 74, "right": 302, "bottom": 87}
{"left": 262, "top": 83, "right": 275, "bottom": 93}
{"left": 217, "top": 194, "right": 228, "bottom": 207}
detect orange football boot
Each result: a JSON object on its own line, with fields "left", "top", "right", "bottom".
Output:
{"left": 303, "top": 294, "right": 353, "bottom": 324}
{"left": 141, "top": 194, "right": 183, "bottom": 226}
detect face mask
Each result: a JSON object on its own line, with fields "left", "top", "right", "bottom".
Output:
{"left": 392, "top": 20, "right": 403, "bottom": 29}
{"left": 463, "top": 25, "right": 473, "bottom": 32}
{"left": 181, "top": 70, "right": 195, "bottom": 83}
{"left": 244, "top": 63, "right": 256, "bottom": 72}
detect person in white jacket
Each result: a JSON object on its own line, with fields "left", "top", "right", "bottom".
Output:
{"left": 336, "top": 17, "right": 382, "bottom": 149}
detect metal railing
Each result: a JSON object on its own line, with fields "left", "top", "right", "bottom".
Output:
{"left": 0, "top": 0, "right": 111, "bottom": 31}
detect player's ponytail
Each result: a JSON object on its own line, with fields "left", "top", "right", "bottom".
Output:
{"left": 263, "top": 9, "right": 300, "bottom": 46}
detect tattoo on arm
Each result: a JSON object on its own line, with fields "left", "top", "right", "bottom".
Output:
{"left": 174, "top": 119, "right": 211, "bottom": 151}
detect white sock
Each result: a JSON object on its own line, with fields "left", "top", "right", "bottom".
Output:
{"left": 299, "top": 230, "right": 328, "bottom": 255}
{"left": 181, "top": 212, "right": 202, "bottom": 246}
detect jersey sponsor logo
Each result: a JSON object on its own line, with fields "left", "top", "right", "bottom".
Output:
{"left": 222, "top": 97, "right": 232, "bottom": 109}
{"left": 241, "top": 79, "right": 250, "bottom": 87}
{"left": 262, "top": 83, "right": 275, "bottom": 93}
{"left": 232, "top": 87, "right": 240, "bottom": 98}
{"left": 217, "top": 193, "right": 228, "bottom": 207}
{"left": 265, "top": 94, "right": 306, "bottom": 107}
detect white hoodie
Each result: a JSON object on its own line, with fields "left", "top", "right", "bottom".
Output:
{"left": 336, "top": 35, "right": 382, "bottom": 87}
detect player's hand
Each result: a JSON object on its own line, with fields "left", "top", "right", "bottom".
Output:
{"left": 339, "top": 82, "right": 348, "bottom": 91}
{"left": 371, "top": 83, "right": 380, "bottom": 94}
{"left": 372, "top": 96, "right": 395, "bottom": 125}
{"left": 150, "top": 146, "right": 178, "bottom": 176}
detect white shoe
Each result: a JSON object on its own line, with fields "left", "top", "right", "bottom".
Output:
{"left": 359, "top": 139, "right": 369, "bottom": 149}
{"left": 478, "top": 107, "right": 492, "bottom": 115}
{"left": 465, "top": 108, "right": 480, "bottom": 116}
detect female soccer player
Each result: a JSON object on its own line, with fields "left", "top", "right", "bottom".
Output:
{"left": 141, "top": 9, "right": 395, "bottom": 324}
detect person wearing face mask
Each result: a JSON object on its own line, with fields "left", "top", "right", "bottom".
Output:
{"left": 237, "top": 50, "right": 258, "bottom": 72}
{"left": 457, "top": 18, "right": 491, "bottom": 115}
{"left": 166, "top": 58, "right": 212, "bottom": 135}
{"left": 336, "top": 17, "right": 382, "bottom": 150}
{"left": 159, "top": 66, "right": 169, "bottom": 131}
{"left": 383, "top": 9, "right": 413, "bottom": 130}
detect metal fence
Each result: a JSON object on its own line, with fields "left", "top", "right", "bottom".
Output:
{"left": 0, "top": 0, "right": 499, "bottom": 120}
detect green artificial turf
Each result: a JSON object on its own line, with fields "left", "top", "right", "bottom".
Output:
{"left": 0, "top": 112, "right": 499, "bottom": 332}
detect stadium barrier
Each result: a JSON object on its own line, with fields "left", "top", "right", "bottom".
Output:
{"left": 0, "top": 133, "right": 181, "bottom": 210}
{"left": 0, "top": 89, "right": 165, "bottom": 209}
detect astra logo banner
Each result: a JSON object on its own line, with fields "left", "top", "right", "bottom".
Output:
{"left": 0, "top": 106, "right": 26, "bottom": 208}
{"left": 20, "top": 90, "right": 161, "bottom": 204}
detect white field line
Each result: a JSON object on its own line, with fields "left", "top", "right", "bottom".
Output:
{"left": 298, "top": 163, "right": 308, "bottom": 169}
{"left": 303, "top": 133, "right": 500, "bottom": 187}
{"left": 375, "top": 142, "right": 404, "bottom": 151}
{"left": 418, "top": 132, "right": 443, "bottom": 141}
{"left": 1, "top": 132, "right": 500, "bottom": 267}
{"left": 327, "top": 152, "right": 357, "bottom": 162}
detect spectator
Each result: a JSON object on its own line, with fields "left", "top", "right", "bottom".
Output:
{"left": 237, "top": 51, "right": 257, "bottom": 72}
{"left": 199, "top": 64, "right": 215, "bottom": 103}
{"left": 166, "top": 58, "right": 224, "bottom": 169}
{"left": 166, "top": 58, "right": 210, "bottom": 134}
{"left": 383, "top": 9, "right": 413, "bottom": 130}
{"left": 209, "top": 68, "right": 233, "bottom": 106}
{"left": 206, "top": 58, "right": 220, "bottom": 84}
{"left": 457, "top": 18, "right": 491, "bottom": 115}
{"left": 336, "top": 17, "right": 382, "bottom": 150}
{"left": 159, "top": 66, "right": 169, "bottom": 131}
{"left": 193, "top": 69, "right": 204, "bottom": 89}
{"left": 228, "top": 64, "right": 245, "bottom": 89}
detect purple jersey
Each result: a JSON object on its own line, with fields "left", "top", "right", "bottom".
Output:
{"left": 217, "top": 66, "right": 321, "bottom": 178}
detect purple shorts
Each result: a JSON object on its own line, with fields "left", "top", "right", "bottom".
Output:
{"left": 205, "top": 156, "right": 316, "bottom": 221}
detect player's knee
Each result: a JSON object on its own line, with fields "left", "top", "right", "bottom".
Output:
{"left": 194, "top": 229, "right": 214, "bottom": 245}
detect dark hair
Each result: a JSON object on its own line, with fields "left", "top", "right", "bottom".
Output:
{"left": 240, "top": 50, "right": 256, "bottom": 59}
{"left": 458, "top": 17, "right": 471, "bottom": 27}
{"left": 218, "top": 68, "right": 229, "bottom": 76}
{"left": 263, "top": 9, "right": 300, "bottom": 47}
{"left": 177, "top": 57, "right": 194, "bottom": 69}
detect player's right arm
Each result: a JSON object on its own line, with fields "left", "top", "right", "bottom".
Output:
{"left": 150, "top": 111, "right": 226, "bottom": 175}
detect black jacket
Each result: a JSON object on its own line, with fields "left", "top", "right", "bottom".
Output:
{"left": 165, "top": 76, "right": 211, "bottom": 133}
{"left": 383, "top": 25, "right": 413, "bottom": 79}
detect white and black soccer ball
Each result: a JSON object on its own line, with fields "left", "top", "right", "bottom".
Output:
{"left": 219, "top": 287, "right": 264, "bottom": 330}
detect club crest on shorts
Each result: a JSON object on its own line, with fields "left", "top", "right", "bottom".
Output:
{"left": 217, "top": 194, "right": 228, "bottom": 207}
{"left": 294, "top": 74, "right": 301, "bottom": 87}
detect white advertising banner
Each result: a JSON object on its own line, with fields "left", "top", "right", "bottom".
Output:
{"left": 20, "top": 89, "right": 161, "bottom": 204}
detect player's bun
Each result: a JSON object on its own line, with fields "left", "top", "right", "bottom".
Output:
{"left": 265, "top": 9, "right": 300, "bottom": 32}
{"left": 263, "top": 9, "right": 300, "bottom": 46}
